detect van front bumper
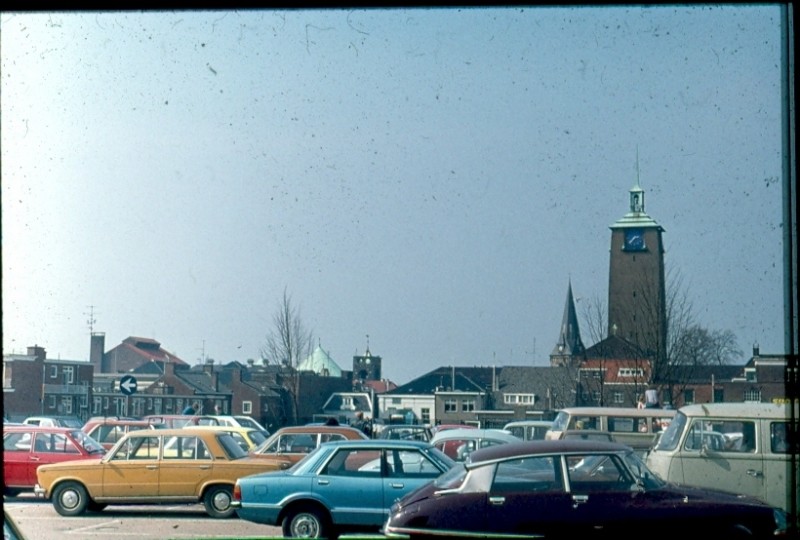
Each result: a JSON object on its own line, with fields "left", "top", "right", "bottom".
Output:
{"left": 33, "top": 484, "right": 47, "bottom": 498}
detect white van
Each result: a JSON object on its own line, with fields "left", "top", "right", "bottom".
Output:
{"left": 546, "top": 406, "right": 676, "bottom": 452}
{"left": 645, "top": 402, "right": 797, "bottom": 516}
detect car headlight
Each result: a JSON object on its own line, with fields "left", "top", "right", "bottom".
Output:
{"left": 773, "top": 508, "right": 788, "bottom": 533}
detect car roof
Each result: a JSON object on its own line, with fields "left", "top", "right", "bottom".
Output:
{"left": 468, "top": 439, "right": 631, "bottom": 464}
{"left": 121, "top": 427, "right": 230, "bottom": 437}
{"left": 275, "top": 425, "right": 366, "bottom": 435}
{"left": 677, "top": 402, "right": 794, "bottom": 419}
{"left": 3, "top": 425, "right": 76, "bottom": 433}
{"left": 431, "top": 428, "right": 519, "bottom": 441}
{"left": 503, "top": 420, "right": 553, "bottom": 427}
{"left": 319, "top": 439, "right": 434, "bottom": 449}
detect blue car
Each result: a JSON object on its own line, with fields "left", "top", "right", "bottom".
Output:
{"left": 232, "top": 439, "right": 455, "bottom": 538}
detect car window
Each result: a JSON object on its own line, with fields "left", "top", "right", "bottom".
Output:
{"left": 567, "top": 454, "right": 633, "bottom": 493}
{"left": 71, "top": 430, "right": 106, "bottom": 454}
{"left": 324, "top": 448, "right": 381, "bottom": 477}
{"left": 227, "top": 432, "right": 250, "bottom": 452}
{"left": 163, "top": 435, "right": 209, "bottom": 459}
{"left": 770, "top": 422, "right": 790, "bottom": 454}
{"left": 49, "top": 433, "right": 80, "bottom": 454}
{"left": 4, "top": 432, "right": 33, "bottom": 452}
{"left": 492, "top": 456, "right": 561, "bottom": 493}
{"left": 112, "top": 436, "right": 161, "bottom": 460}
{"left": 386, "top": 449, "right": 443, "bottom": 477}
{"left": 216, "top": 433, "right": 248, "bottom": 459}
{"left": 685, "top": 420, "right": 756, "bottom": 453}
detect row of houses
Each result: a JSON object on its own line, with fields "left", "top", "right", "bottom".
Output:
{"left": 3, "top": 332, "right": 793, "bottom": 430}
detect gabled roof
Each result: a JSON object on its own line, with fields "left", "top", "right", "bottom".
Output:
{"left": 116, "top": 336, "right": 188, "bottom": 366}
{"left": 385, "top": 366, "right": 496, "bottom": 395}
{"left": 584, "top": 335, "right": 646, "bottom": 360}
{"left": 322, "top": 392, "right": 372, "bottom": 413}
{"left": 297, "top": 345, "right": 343, "bottom": 377}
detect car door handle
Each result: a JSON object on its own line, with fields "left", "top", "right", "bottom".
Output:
{"left": 390, "top": 483, "right": 405, "bottom": 489}
{"left": 746, "top": 469, "right": 764, "bottom": 478}
{"left": 198, "top": 465, "right": 210, "bottom": 470}
{"left": 489, "top": 496, "right": 505, "bottom": 506}
{"left": 146, "top": 465, "right": 158, "bottom": 470}
{"left": 572, "top": 494, "right": 589, "bottom": 508}
{"left": 30, "top": 456, "right": 41, "bottom": 461}
{"left": 317, "top": 479, "right": 330, "bottom": 485}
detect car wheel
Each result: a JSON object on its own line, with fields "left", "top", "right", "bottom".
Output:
{"left": 52, "top": 481, "right": 89, "bottom": 517}
{"left": 202, "top": 485, "right": 235, "bottom": 518}
{"left": 282, "top": 505, "right": 333, "bottom": 539}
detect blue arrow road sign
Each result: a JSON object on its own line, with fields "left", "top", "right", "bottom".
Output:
{"left": 120, "top": 375, "right": 138, "bottom": 396}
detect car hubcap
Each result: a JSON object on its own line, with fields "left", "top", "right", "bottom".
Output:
{"left": 61, "top": 489, "right": 79, "bottom": 509}
{"left": 213, "top": 491, "right": 231, "bottom": 511}
{"left": 292, "top": 514, "right": 320, "bottom": 537}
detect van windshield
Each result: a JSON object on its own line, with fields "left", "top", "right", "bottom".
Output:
{"left": 654, "top": 412, "right": 687, "bottom": 451}
{"left": 551, "top": 412, "right": 569, "bottom": 432}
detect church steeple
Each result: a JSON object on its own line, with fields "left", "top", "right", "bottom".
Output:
{"left": 550, "top": 280, "right": 585, "bottom": 367}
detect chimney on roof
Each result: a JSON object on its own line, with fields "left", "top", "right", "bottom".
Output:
{"left": 27, "top": 345, "right": 46, "bottom": 360}
{"left": 753, "top": 343, "right": 760, "bottom": 358}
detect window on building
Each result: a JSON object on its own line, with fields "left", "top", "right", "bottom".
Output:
{"left": 613, "top": 392, "right": 624, "bottom": 404}
{"left": 591, "top": 391, "right": 601, "bottom": 403}
{"left": 713, "top": 388, "right": 724, "bottom": 403}
{"left": 618, "top": 368, "right": 643, "bottom": 377}
{"left": 683, "top": 389, "right": 695, "bottom": 405}
{"left": 461, "top": 399, "right": 475, "bottom": 412}
{"left": 421, "top": 408, "right": 430, "bottom": 424}
{"left": 103, "top": 397, "right": 109, "bottom": 409}
{"left": 745, "top": 369, "right": 757, "bottom": 382}
{"left": 242, "top": 401, "right": 253, "bottom": 414}
{"left": 62, "top": 366, "right": 74, "bottom": 384}
{"left": 93, "top": 397, "right": 102, "bottom": 414}
{"left": 50, "top": 365, "right": 58, "bottom": 378}
{"left": 153, "top": 398, "right": 162, "bottom": 415}
{"left": 444, "top": 399, "right": 457, "bottom": 413}
{"left": 744, "top": 389, "right": 762, "bottom": 402}
{"left": 61, "top": 396, "right": 72, "bottom": 414}
{"left": 48, "top": 395, "right": 56, "bottom": 408}
{"left": 114, "top": 397, "right": 126, "bottom": 416}
{"left": 392, "top": 398, "right": 401, "bottom": 405}
{"left": 504, "top": 393, "right": 535, "bottom": 405}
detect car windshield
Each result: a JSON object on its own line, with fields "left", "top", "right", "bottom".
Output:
{"left": 653, "top": 412, "right": 687, "bottom": 451}
{"left": 72, "top": 430, "right": 106, "bottom": 454}
{"left": 216, "top": 433, "right": 249, "bottom": 459}
{"left": 234, "top": 417, "right": 263, "bottom": 430}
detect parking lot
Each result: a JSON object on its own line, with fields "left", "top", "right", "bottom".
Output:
{"left": 4, "top": 493, "right": 282, "bottom": 539}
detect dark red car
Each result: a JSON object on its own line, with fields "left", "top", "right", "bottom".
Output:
{"left": 383, "top": 440, "right": 789, "bottom": 539}
{"left": 3, "top": 425, "right": 105, "bottom": 496}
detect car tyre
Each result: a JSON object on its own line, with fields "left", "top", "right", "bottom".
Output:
{"left": 282, "top": 505, "right": 334, "bottom": 539}
{"left": 52, "top": 481, "right": 89, "bottom": 517}
{"left": 203, "top": 485, "right": 235, "bottom": 518}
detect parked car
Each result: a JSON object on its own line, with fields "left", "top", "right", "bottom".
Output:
{"left": 560, "top": 429, "right": 614, "bottom": 443}
{"left": 3, "top": 425, "right": 106, "bottom": 496}
{"left": 181, "top": 425, "right": 269, "bottom": 452}
{"left": 646, "top": 402, "right": 798, "bottom": 519}
{"left": 34, "top": 428, "right": 274, "bottom": 518}
{"left": 141, "top": 414, "right": 211, "bottom": 428}
{"left": 22, "top": 416, "right": 83, "bottom": 429}
{"left": 81, "top": 418, "right": 166, "bottom": 449}
{"left": 376, "top": 424, "right": 433, "bottom": 442}
{"left": 198, "top": 415, "right": 268, "bottom": 432}
{"left": 430, "top": 423, "right": 477, "bottom": 436}
{"left": 248, "top": 425, "right": 368, "bottom": 470}
{"left": 383, "top": 440, "right": 789, "bottom": 539}
{"left": 503, "top": 420, "right": 554, "bottom": 441}
{"left": 430, "top": 428, "right": 520, "bottom": 462}
{"left": 233, "top": 439, "right": 456, "bottom": 538}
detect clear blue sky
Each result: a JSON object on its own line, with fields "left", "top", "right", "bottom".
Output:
{"left": 1, "top": 6, "right": 789, "bottom": 384}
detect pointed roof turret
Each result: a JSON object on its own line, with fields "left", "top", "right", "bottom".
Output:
{"left": 551, "top": 280, "right": 585, "bottom": 357}
{"left": 297, "top": 344, "right": 343, "bottom": 377}
{"left": 610, "top": 153, "right": 663, "bottom": 231}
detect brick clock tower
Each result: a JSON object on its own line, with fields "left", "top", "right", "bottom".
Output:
{"left": 353, "top": 336, "right": 381, "bottom": 382}
{"left": 607, "top": 177, "right": 667, "bottom": 361}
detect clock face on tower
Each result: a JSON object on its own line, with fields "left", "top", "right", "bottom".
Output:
{"left": 624, "top": 228, "right": 645, "bottom": 251}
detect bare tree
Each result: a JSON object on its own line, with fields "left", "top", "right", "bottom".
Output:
{"left": 261, "top": 287, "right": 314, "bottom": 367}
{"left": 260, "top": 287, "right": 314, "bottom": 424}
{"left": 580, "top": 268, "right": 742, "bottom": 407}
